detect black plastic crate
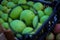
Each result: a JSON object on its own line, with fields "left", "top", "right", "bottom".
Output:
{"left": 0, "top": 0, "right": 58, "bottom": 40}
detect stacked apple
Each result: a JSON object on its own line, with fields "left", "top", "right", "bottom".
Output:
{"left": 0, "top": 0, "right": 53, "bottom": 38}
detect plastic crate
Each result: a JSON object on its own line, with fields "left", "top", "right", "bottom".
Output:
{"left": 0, "top": 0, "right": 58, "bottom": 40}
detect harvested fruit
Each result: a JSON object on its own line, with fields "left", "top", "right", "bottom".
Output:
{"left": 33, "top": 2, "right": 44, "bottom": 11}
{"left": 8, "top": 18, "right": 12, "bottom": 23}
{"left": 46, "top": 33, "right": 54, "bottom": 40}
{"left": 2, "top": 6, "right": 8, "bottom": 13}
{"left": 20, "top": 10, "right": 35, "bottom": 26}
{"left": 1, "top": 0, "right": 8, "bottom": 6}
{"left": 34, "top": 23, "right": 42, "bottom": 32}
{"left": 27, "top": 1, "right": 34, "bottom": 6}
{"left": 0, "top": 18, "right": 5, "bottom": 24}
{"left": 22, "top": 27, "right": 33, "bottom": 34}
{"left": 1, "top": 13, "right": 8, "bottom": 21}
{"left": 12, "top": 0, "right": 19, "bottom": 4}
{"left": 38, "top": 10, "right": 44, "bottom": 18}
{"left": 54, "top": 24, "right": 60, "bottom": 34}
{"left": 2, "top": 22, "right": 9, "bottom": 30}
{"left": 10, "top": 20, "right": 26, "bottom": 33}
{"left": 44, "top": 6, "right": 53, "bottom": 16}
{"left": 10, "top": 6, "right": 23, "bottom": 19}
{"left": 7, "top": 2, "right": 15, "bottom": 8}
{"left": 0, "top": 11, "right": 3, "bottom": 17}
{"left": 0, "top": 5, "right": 3, "bottom": 11}
{"left": 18, "top": 0, "right": 27, "bottom": 4}
{"left": 40, "top": 15, "right": 49, "bottom": 23}
{"left": 33, "top": 16, "right": 38, "bottom": 28}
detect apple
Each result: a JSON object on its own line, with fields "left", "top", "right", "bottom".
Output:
{"left": 7, "top": 2, "right": 15, "bottom": 8}
{"left": 38, "top": 10, "right": 44, "bottom": 18}
{"left": 44, "top": 6, "right": 53, "bottom": 16}
{"left": 33, "top": 16, "right": 38, "bottom": 28}
{"left": 0, "top": 5, "right": 3, "bottom": 11}
{"left": 46, "top": 33, "right": 54, "bottom": 40}
{"left": 22, "top": 27, "right": 33, "bottom": 34}
{"left": 16, "top": 34, "right": 22, "bottom": 38}
{"left": 1, "top": 13, "right": 8, "bottom": 21}
{"left": 10, "top": 6, "right": 23, "bottom": 19}
{"left": 12, "top": 0, "right": 19, "bottom": 4}
{"left": 40, "top": 15, "right": 49, "bottom": 23}
{"left": 34, "top": 23, "right": 42, "bottom": 32}
{"left": 10, "top": 20, "right": 26, "bottom": 33}
{"left": 1, "top": 0, "right": 8, "bottom": 6}
{"left": 18, "top": 0, "right": 27, "bottom": 4}
{"left": 0, "top": 18, "right": 5, "bottom": 24}
{"left": 54, "top": 24, "right": 60, "bottom": 34}
{"left": 56, "top": 33, "right": 60, "bottom": 40}
{"left": 8, "top": 18, "right": 12, "bottom": 23}
{"left": 33, "top": 2, "right": 44, "bottom": 11}
{"left": 27, "top": 1, "right": 34, "bottom": 6}
{"left": 0, "top": 11, "right": 3, "bottom": 17}
{"left": 20, "top": 10, "right": 35, "bottom": 26}
{"left": 2, "top": 6, "right": 8, "bottom": 13}
{"left": 2, "top": 22, "right": 9, "bottom": 30}
{"left": 21, "top": 5, "right": 29, "bottom": 9}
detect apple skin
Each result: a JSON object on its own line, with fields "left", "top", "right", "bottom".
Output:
{"left": 33, "top": 16, "right": 38, "bottom": 28}
{"left": 10, "top": 20, "right": 26, "bottom": 33}
{"left": 44, "top": 7, "right": 53, "bottom": 16}
{"left": 0, "top": 5, "right": 3, "bottom": 11}
{"left": 27, "top": 1, "right": 34, "bottom": 6}
{"left": 46, "top": 33, "right": 54, "bottom": 40}
{"left": 1, "top": 0, "right": 8, "bottom": 6}
{"left": 54, "top": 24, "right": 60, "bottom": 34}
{"left": 0, "top": 18, "right": 5, "bottom": 24}
{"left": 20, "top": 10, "right": 35, "bottom": 26}
{"left": 33, "top": 2, "right": 44, "bottom": 11}
{"left": 1, "top": 13, "right": 8, "bottom": 21}
{"left": 38, "top": 10, "right": 44, "bottom": 18}
{"left": 2, "top": 22, "right": 9, "bottom": 30}
{"left": 7, "top": 2, "right": 15, "bottom": 8}
{"left": 18, "top": 0, "right": 27, "bottom": 4}
{"left": 12, "top": 0, "right": 19, "bottom": 4}
{"left": 10, "top": 6, "right": 23, "bottom": 19}
{"left": 40, "top": 15, "right": 49, "bottom": 23}
{"left": 0, "top": 11, "right": 3, "bottom": 17}
{"left": 22, "top": 27, "right": 33, "bottom": 34}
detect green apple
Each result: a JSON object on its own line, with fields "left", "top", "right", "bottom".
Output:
{"left": 22, "top": 27, "right": 33, "bottom": 34}
{"left": 38, "top": 10, "right": 44, "bottom": 18}
{"left": 0, "top": 18, "right": 5, "bottom": 24}
{"left": 33, "top": 16, "right": 38, "bottom": 28}
{"left": 1, "top": 0, "right": 8, "bottom": 6}
{"left": 2, "top": 6, "right": 8, "bottom": 13}
{"left": 7, "top": 2, "right": 15, "bottom": 8}
{"left": 21, "top": 5, "right": 29, "bottom": 9}
{"left": 27, "top": 1, "right": 34, "bottom": 6}
{"left": 1, "top": 13, "right": 8, "bottom": 21}
{"left": 18, "top": 0, "right": 27, "bottom": 4}
{"left": 20, "top": 10, "right": 35, "bottom": 26}
{"left": 16, "top": 34, "right": 22, "bottom": 38}
{"left": 34, "top": 23, "right": 42, "bottom": 32}
{"left": 12, "top": 0, "right": 19, "bottom": 4}
{"left": 40, "top": 15, "right": 49, "bottom": 23}
{"left": 2, "top": 22, "right": 9, "bottom": 30}
{"left": 10, "top": 6, "right": 23, "bottom": 19}
{"left": 10, "top": 20, "right": 26, "bottom": 33}
{"left": 8, "top": 18, "right": 12, "bottom": 23}
{"left": 0, "top": 5, "right": 3, "bottom": 11}
{"left": 46, "top": 33, "right": 54, "bottom": 40}
{"left": 33, "top": 2, "right": 44, "bottom": 11}
{"left": 44, "top": 6, "right": 53, "bottom": 16}
{"left": 0, "top": 11, "right": 3, "bottom": 17}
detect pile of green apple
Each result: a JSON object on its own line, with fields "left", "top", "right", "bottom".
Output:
{"left": 0, "top": 0, "right": 53, "bottom": 37}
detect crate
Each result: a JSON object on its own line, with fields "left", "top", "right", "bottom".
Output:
{"left": 0, "top": 0, "right": 58, "bottom": 40}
